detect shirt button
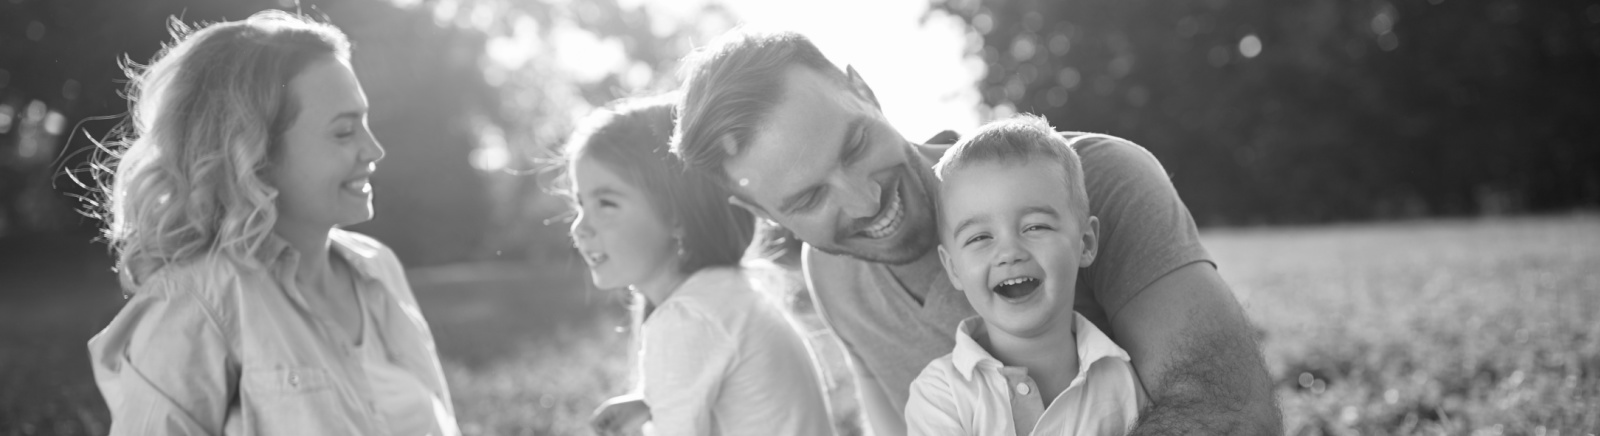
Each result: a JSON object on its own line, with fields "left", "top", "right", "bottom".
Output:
{"left": 289, "top": 374, "right": 301, "bottom": 388}
{"left": 1016, "top": 383, "right": 1031, "bottom": 396}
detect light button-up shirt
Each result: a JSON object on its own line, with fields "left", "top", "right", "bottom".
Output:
{"left": 88, "top": 229, "right": 458, "bottom": 436}
{"left": 905, "top": 314, "right": 1146, "bottom": 436}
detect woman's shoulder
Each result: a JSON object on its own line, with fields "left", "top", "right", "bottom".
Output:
{"left": 125, "top": 254, "right": 253, "bottom": 323}
{"left": 329, "top": 229, "right": 406, "bottom": 275}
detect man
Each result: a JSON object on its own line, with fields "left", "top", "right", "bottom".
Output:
{"left": 672, "top": 29, "right": 1281, "bottom": 435}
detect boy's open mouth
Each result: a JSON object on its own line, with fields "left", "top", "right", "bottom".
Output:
{"left": 991, "top": 276, "right": 1041, "bottom": 300}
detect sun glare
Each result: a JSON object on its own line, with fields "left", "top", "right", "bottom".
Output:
{"left": 638, "top": 0, "right": 983, "bottom": 142}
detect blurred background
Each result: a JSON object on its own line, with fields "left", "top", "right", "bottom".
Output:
{"left": 1, "top": 0, "right": 1597, "bottom": 434}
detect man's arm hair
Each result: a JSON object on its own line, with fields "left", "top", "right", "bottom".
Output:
{"left": 1116, "top": 262, "right": 1282, "bottom": 435}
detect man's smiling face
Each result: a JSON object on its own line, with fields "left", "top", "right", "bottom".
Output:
{"left": 722, "top": 66, "right": 938, "bottom": 264}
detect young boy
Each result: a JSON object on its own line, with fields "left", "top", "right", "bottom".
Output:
{"left": 904, "top": 115, "right": 1146, "bottom": 435}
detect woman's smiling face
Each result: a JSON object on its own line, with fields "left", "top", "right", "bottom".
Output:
{"left": 267, "top": 57, "right": 384, "bottom": 232}
{"left": 568, "top": 155, "right": 681, "bottom": 290}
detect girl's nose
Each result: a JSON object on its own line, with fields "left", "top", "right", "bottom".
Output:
{"left": 569, "top": 212, "right": 594, "bottom": 240}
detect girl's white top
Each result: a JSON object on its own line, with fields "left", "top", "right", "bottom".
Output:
{"left": 639, "top": 266, "right": 833, "bottom": 436}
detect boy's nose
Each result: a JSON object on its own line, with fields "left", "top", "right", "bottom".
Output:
{"left": 992, "top": 240, "right": 1031, "bottom": 267}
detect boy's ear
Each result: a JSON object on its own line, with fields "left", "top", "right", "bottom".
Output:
{"left": 937, "top": 244, "right": 963, "bottom": 291}
{"left": 1081, "top": 216, "right": 1100, "bottom": 266}
{"left": 727, "top": 195, "right": 775, "bottom": 223}
{"left": 844, "top": 65, "right": 881, "bottom": 110}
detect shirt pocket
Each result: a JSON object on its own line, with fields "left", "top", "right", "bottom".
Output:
{"left": 242, "top": 365, "right": 354, "bottom": 434}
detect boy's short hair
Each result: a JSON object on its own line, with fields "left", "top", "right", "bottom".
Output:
{"left": 671, "top": 27, "right": 845, "bottom": 180}
{"left": 933, "top": 114, "right": 1091, "bottom": 225}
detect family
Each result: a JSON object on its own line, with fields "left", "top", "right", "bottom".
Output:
{"left": 87, "top": 11, "right": 1281, "bottom": 436}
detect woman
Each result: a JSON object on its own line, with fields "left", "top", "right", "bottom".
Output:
{"left": 566, "top": 96, "right": 833, "bottom": 436}
{"left": 88, "top": 11, "right": 459, "bottom": 435}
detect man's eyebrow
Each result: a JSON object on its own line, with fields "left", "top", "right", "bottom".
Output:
{"left": 778, "top": 185, "right": 819, "bottom": 215}
{"left": 780, "top": 118, "right": 869, "bottom": 213}
{"left": 838, "top": 117, "right": 867, "bottom": 163}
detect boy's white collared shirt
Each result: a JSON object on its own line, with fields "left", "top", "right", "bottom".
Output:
{"left": 905, "top": 313, "right": 1146, "bottom": 436}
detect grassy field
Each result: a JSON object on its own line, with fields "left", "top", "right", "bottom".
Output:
{"left": 1, "top": 214, "right": 1597, "bottom": 435}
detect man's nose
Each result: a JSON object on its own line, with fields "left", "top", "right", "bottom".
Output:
{"left": 836, "top": 173, "right": 882, "bottom": 218}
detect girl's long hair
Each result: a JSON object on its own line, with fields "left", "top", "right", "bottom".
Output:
{"left": 91, "top": 11, "right": 351, "bottom": 289}
{"left": 559, "top": 94, "right": 757, "bottom": 275}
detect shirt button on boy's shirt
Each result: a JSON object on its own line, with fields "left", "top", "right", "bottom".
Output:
{"left": 1016, "top": 383, "right": 1031, "bottom": 396}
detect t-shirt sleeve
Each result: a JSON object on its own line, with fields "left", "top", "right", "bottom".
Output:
{"left": 1072, "top": 134, "right": 1213, "bottom": 318}
{"left": 640, "top": 302, "right": 735, "bottom": 436}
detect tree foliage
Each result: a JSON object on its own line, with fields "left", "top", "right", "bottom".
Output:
{"left": 933, "top": 0, "right": 1600, "bottom": 224}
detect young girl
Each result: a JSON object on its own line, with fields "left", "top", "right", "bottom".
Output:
{"left": 87, "top": 12, "right": 457, "bottom": 435}
{"left": 565, "top": 96, "right": 833, "bottom": 436}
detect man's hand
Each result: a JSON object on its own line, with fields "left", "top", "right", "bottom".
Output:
{"left": 1114, "top": 262, "right": 1282, "bottom": 435}
{"left": 590, "top": 394, "right": 651, "bottom": 436}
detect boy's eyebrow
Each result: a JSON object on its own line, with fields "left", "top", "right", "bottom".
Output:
{"left": 1020, "top": 205, "right": 1060, "bottom": 218}
{"left": 950, "top": 215, "right": 986, "bottom": 238}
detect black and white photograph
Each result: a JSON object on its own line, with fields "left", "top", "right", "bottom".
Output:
{"left": 1, "top": 0, "right": 1597, "bottom": 434}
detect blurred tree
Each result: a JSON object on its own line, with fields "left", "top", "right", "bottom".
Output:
{"left": 933, "top": 0, "right": 1600, "bottom": 224}
{"left": 0, "top": 0, "right": 730, "bottom": 264}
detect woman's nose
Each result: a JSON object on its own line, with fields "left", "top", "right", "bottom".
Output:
{"left": 362, "top": 132, "right": 386, "bottom": 163}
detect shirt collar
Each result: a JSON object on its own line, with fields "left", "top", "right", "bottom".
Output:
{"left": 253, "top": 228, "right": 383, "bottom": 282}
{"left": 951, "top": 316, "right": 998, "bottom": 381}
{"left": 949, "top": 313, "right": 1132, "bottom": 382}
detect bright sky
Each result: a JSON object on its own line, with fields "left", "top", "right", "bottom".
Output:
{"left": 640, "top": 0, "right": 984, "bottom": 142}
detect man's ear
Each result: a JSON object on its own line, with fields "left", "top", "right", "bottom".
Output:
{"left": 728, "top": 195, "right": 775, "bottom": 223}
{"left": 1081, "top": 215, "right": 1100, "bottom": 267}
{"left": 844, "top": 65, "right": 881, "bottom": 109}
{"left": 937, "top": 244, "right": 963, "bottom": 292}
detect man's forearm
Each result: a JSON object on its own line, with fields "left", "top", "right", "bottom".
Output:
{"left": 1128, "top": 305, "right": 1281, "bottom": 435}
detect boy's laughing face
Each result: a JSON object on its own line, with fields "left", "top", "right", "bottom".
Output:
{"left": 936, "top": 160, "right": 1098, "bottom": 339}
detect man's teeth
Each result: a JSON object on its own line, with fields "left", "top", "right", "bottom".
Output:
{"left": 861, "top": 183, "right": 903, "bottom": 239}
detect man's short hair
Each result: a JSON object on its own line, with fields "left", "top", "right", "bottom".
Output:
{"left": 672, "top": 28, "right": 845, "bottom": 180}
{"left": 933, "top": 114, "right": 1091, "bottom": 225}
